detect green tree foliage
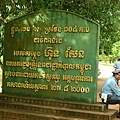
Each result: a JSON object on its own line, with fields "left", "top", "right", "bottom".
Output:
{"left": 111, "top": 41, "right": 120, "bottom": 60}
{"left": 0, "top": 0, "right": 120, "bottom": 58}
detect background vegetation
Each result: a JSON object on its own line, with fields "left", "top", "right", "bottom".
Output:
{"left": 0, "top": 0, "right": 120, "bottom": 62}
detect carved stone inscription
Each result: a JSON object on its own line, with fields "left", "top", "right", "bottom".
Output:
{"left": 3, "top": 10, "right": 99, "bottom": 103}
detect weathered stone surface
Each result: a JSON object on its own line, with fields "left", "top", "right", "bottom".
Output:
{"left": 0, "top": 94, "right": 118, "bottom": 120}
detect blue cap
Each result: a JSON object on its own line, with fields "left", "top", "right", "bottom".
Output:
{"left": 112, "top": 69, "right": 120, "bottom": 74}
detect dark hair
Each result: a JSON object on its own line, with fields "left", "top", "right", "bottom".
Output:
{"left": 118, "top": 58, "right": 120, "bottom": 61}
{"left": 113, "top": 73, "right": 120, "bottom": 76}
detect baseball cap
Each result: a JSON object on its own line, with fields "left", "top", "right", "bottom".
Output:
{"left": 112, "top": 69, "right": 120, "bottom": 74}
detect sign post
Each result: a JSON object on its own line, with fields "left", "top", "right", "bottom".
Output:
{"left": 3, "top": 10, "right": 100, "bottom": 103}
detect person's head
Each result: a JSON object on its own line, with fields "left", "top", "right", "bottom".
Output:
{"left": 112, "top": 69, "right": 120, "bottom": 80}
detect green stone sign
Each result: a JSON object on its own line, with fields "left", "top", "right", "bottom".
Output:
{"left": 3, "top": 10, "right": 100, "bottom": 103}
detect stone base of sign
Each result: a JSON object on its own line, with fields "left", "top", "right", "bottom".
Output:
{"left": 0, "top": 94, "right": 118, "bottom": 120}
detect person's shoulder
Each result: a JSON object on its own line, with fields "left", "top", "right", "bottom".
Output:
{"left": 107, "top": 76, "right": 115, "bottom": 82}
